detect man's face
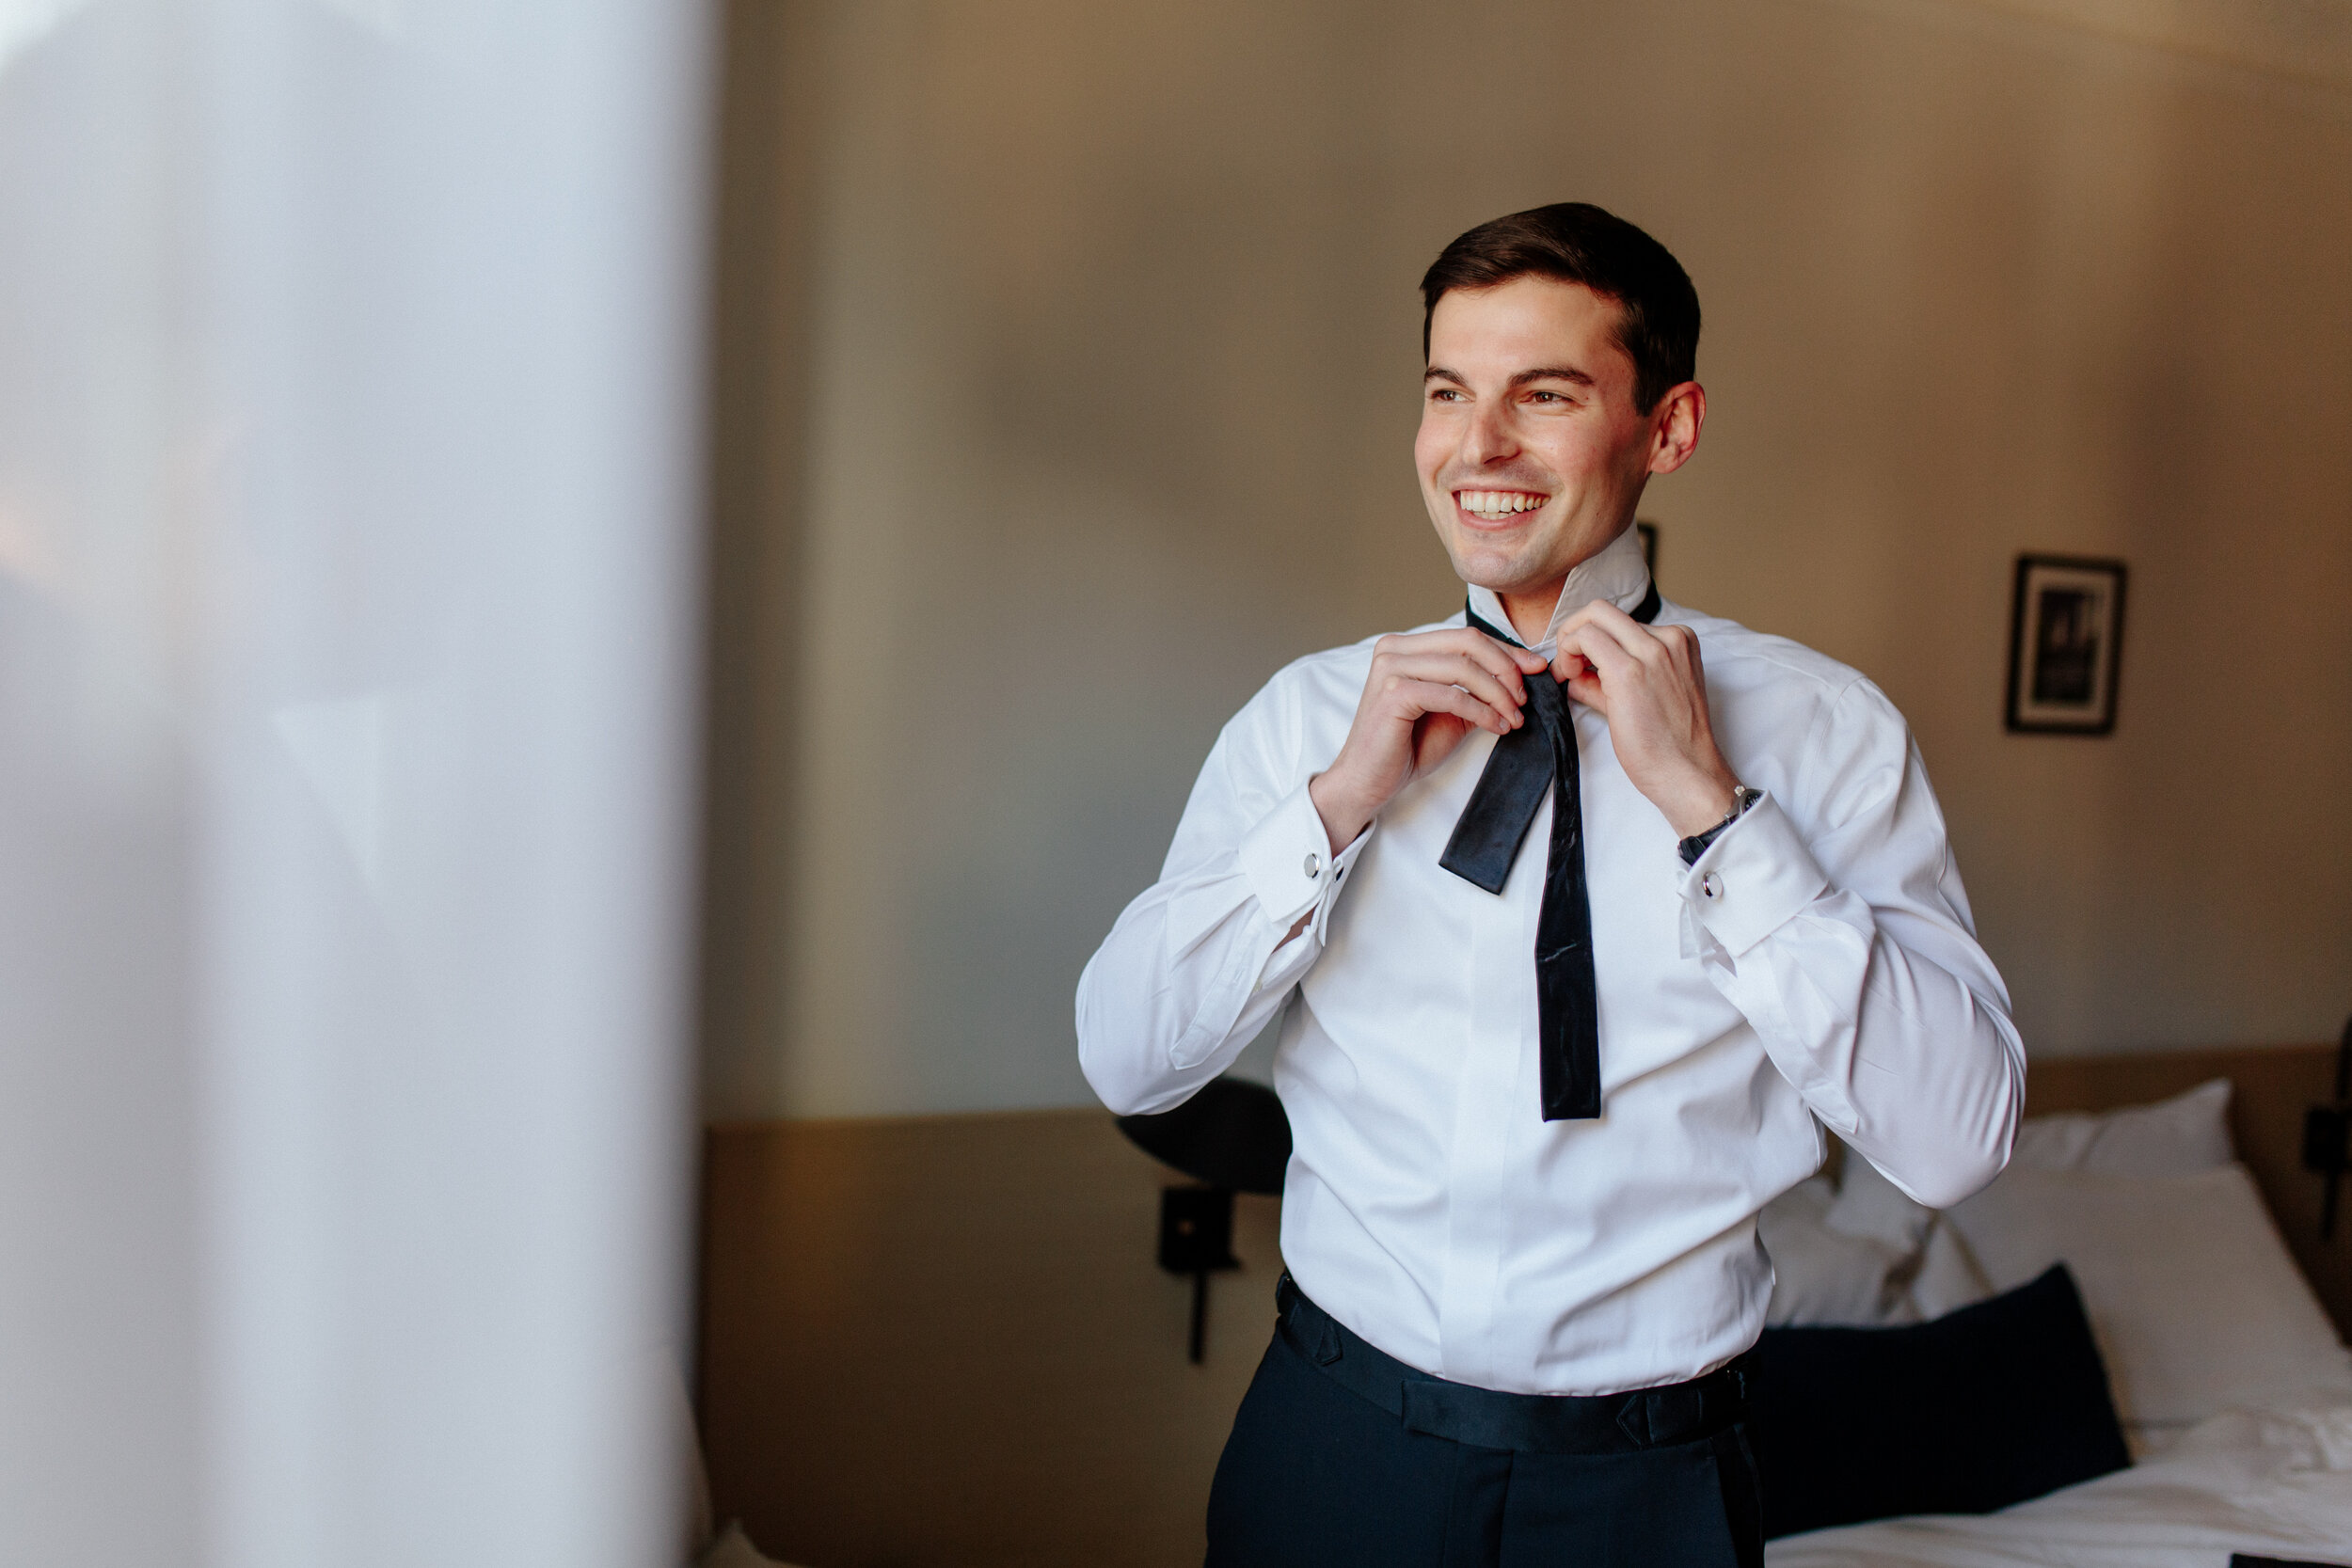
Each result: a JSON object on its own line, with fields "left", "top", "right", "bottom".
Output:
{"left": 1415, "top": 275, "right": 1673, "bottom": 598}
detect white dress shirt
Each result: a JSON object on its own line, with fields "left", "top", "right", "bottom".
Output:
{"left": 1076, "top": 526, "right": 2024, "bottom": 1397}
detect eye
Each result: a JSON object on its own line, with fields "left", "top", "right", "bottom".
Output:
{"left": 1428, "top": 388, "right": 1465, "bottom": 403}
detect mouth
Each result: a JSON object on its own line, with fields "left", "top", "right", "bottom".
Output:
{"left": 1453, "top": 488, "right": 1550, "bottom": 526}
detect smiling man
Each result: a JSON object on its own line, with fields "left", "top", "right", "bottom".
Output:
{"left": 1077, "top": 203, "right": 2024, "bottom": 1567}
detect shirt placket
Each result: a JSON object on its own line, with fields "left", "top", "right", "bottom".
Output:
{"left": 1434, "top": 792, "right": 1544, "bottom": 1386}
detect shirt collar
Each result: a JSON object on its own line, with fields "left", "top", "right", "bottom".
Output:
{"left": 1463, "top": 524, "right": 1654, "bottom": 654}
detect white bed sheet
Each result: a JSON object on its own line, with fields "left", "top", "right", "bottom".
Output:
{"left": 1765, "top": 1402, "right": 2352, "bottom": 1568}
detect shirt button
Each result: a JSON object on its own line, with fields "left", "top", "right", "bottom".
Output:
{"left": 1303, "top": 852, "right": 1321, "bottom": 879}
{"left": 1701, "top": 872, "right": 1723, "bottom": 899}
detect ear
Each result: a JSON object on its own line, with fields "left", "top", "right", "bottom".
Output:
{"left": 1645, "top": 382, "right": 1705, "bottom": 476}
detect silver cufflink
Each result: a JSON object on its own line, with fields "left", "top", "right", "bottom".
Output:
{"left": 1701, "top": 872, "right": 1722, "bottom": 899}
{"left": 1303, "top": 853, "right": 1320, "bottom": 879}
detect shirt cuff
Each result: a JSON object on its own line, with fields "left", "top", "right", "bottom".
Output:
{"left": 1678, "top": 793, "right": 1829, "bottom": 957}
{"left": 1238, "top": 781, "right": 1373, "bottom": 930}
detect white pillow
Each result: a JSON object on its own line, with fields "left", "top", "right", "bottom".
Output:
{"left": 1942, "top": 1163, "right": 2352, "bottom": 1430}
{"left": 2010, "top": 1076, "right": 2234, "bottom": 1177}
{"left": 1820, "top": 1076, "right": 2236, "bottom": 1261}
{"left": 1758, "top": 1175, "right": 1919, "bottom": 1327}
{"left": 1821, "top": 1078, "right": 2234, "bottom": 1245}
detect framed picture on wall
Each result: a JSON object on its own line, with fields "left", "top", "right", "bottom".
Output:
{"left": 2006, "top": 553, "right": 2126, "bottom": 735}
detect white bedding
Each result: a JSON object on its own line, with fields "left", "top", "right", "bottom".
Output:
{"left": 1758, "top": 1080, "right": 2352, "bottom": 1566}
{"left": 1766, "top": 1400, "right": 2352, "bottom": 1567}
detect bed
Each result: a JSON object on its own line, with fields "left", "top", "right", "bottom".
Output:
{"left": 1758, "top": 1073, "right": 2352, "bottom": 1567}
{"left": 1770, "top": 1403, "right": 2352, "bottom": 1567}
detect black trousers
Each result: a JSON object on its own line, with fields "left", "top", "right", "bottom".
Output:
{"left": 1206, "top": 1284, "right": 1763, "bottom": 1568}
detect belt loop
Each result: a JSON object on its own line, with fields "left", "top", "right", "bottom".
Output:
{"left": 1273, "top": 1274, "right": 1342, "bottom": 1365}
{"left": 1660, "top": 1384, "right": 1703, "bottom": 1443}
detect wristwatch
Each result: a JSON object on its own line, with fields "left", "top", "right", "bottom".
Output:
{"left": 1678, "top": 785, "right": 1762, "bottom": 867}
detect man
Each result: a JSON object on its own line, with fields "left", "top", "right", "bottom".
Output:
{"left": 1076, "top": 203, "right": 2023, "bottom": 1566}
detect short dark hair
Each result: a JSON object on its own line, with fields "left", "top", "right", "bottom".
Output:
{"left": 1420, "top": 203, "right": 1700, "bottom": 414}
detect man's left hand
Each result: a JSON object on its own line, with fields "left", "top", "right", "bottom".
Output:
{"left": 1550, "top": 601, "right": 1742, "bottom": 838}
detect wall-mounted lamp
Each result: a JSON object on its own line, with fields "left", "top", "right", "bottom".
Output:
{"left": 1118, "top": 1075, "right": 1291, "bottom": 1363}
{"left": 2306, "top": 1015, "right": 2351, "bottom": 1239}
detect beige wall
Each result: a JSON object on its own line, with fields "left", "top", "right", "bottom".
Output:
{"left": 698, "top": 1111, "right": 1282, "bottom": 1568}
{"left": 703, "top": 0, "right": 2352, "bottom": 1120}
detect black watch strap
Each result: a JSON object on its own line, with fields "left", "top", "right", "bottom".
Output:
{"left": 1678, "top": 786, "right": 1762, "bottom": 867}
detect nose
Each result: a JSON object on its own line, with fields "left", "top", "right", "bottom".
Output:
{"left": 1463, "top": 397, "right": 1518, "bottom": 467}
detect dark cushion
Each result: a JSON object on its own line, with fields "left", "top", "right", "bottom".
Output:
{"left": 1749, "top": 1262, "right": 2131, "bottom": 1539}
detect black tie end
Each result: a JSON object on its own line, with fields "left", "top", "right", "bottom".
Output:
{"left": 1539, "top": 1066, "right": 1602, "bottom": 1121}
{"left": 1438, "top": 843, "right": 1513, "bottom": 895}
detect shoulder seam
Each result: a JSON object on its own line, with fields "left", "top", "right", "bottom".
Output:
{"left": 1666, "top": 605, "right": 1870, "bottom": 702}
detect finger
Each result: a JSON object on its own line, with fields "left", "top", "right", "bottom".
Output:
{"left": 1553, "top": 598, "right": 1669, "bottom": 666}
{"left": 1380, "top": 650, "right": 1531, "bottom": 721}
{"left": 1550, "top": 620, "right": 1644, "bottom": 687}
{"left": 1375, "top": 631, "right": 1543, "bottom": 697}
{"left": 1553, "top": 594, "right": 1655, "bottom": 629}
{"left": 1416, "top": 626, "right": 1549, "bottom": 677}
{"left": 1500, "top": 641, "right": 1553, "bottom": 675}
{"left": 1385, "top": 677, "right": 1515, "bottom": 736}
{"left": 1392, "top": 679, "right": 1512, "bottom": 736}
{"left": 1556, "top": 647, "right": 1610, "bottom": 712}
{"left": 1423, "top": 641, "right": 1536, "bottom": 707}
{"left": 1551, "top": 596, "right": 1641, "bottom": 640}
{"left": 1453, "top": 630, "right": 1550, "bottom": 692}
{"left": 1656, "top": 623, "right": 1705, "bottom": 684}
{"left": 1551, "top": 605, "right": 1641, "bottom": 658}
{"left": 1561, "top": 669, "right": 1608, "bottom": 714}
{"left": 1441, "top": 625, "right": 1551, "bottom": 673}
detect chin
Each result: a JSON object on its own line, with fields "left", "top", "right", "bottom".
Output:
{"left": 1444, "top": 542, "right": 1542, "bottom": 594}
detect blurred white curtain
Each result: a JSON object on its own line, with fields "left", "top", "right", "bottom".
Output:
{"left": 0, "top": 0, "right": 708, "bottom": 1563}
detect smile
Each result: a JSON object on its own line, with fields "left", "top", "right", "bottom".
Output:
{"left": 1454, "top": 489, "right": 1549, "bottom": 522}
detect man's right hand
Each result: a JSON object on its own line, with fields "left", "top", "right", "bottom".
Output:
{"left": 1308, "top": 627, "right": 1551, "bottom": 852}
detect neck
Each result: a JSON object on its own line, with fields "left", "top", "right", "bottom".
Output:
{"left": 1470, "top": 522, "right": 1651, "bottom": 650}
{"left": 1499, "top": 579, "right": 1566, "bottom": 647}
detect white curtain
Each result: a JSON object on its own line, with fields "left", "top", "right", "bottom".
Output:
{"left": 0, "top": 0, "right": 708, "bottom": 1562}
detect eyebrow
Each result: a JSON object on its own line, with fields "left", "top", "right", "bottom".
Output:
{"left": 1422, "top": 365, "right": 1595, "bottom": 388}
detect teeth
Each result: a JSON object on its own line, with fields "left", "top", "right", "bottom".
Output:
{"left": 1457, "top": 490, "right": 1546, "bottom": 517}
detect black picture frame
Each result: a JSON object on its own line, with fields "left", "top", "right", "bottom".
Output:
{"left": 2005, "top": 554, "right": 2126, "bottom": 736}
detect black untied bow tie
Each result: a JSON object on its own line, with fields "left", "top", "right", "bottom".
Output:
{"left": 1438, "top": 580, "right": 1662, "bottom": 1121}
